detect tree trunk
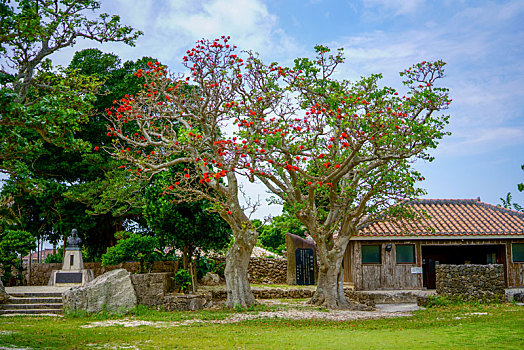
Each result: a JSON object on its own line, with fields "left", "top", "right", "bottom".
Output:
{"left": 310, "top": 254, "right": 349, "bottom": 309}
{"left": 27, "top": 249, "right": 32, "bottom": 286}
{"left": 182, "top": 244, "right": 188, "bottom": 270}
{"left": 224, "top": 229, "right": 257, "bottom": 308}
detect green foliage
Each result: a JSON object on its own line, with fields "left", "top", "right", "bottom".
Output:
{"left": 101, "top": 232, "right": 159, "bottom": 273}
{"left": 195, "top": 256, "right": 216, "bottom": 279}
{"left": 174, "top": 269, "right": 192, "bottom": 293}
{"left": 44, "top": 248, "right": 63, "bottom": 263}
{"left": 0, "top": 50, "right": 161, "bottom": 259}
{"left": 0, "top": 0, "right": 141, "bottom": 173}
{"left": 500, "top": 192, "right": 523, "bottom": 212}
{"left": 0, "top": 229, "right": 36, "bottom": 284}
{"left": 518, "top": 163, "right": 524, "bottom": 192}
{"left": 254, "top": 209, "right": 306, "bottom": 255}
{"left": 0, "top": 1, "right": 143, "bottom": 259}
{"left": 144, "top": 169, "right": 231, "bottom": 266}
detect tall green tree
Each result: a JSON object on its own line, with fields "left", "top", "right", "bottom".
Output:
{"left": 0, "top": 0, "right": 141, "bottom": 258}
{"left": 0, "top": 228, "right": 36, "bottom": 285}
{"left": 144, "top": 169, "right": 231, "bottom": 270}
{"left": 0, "top": 0, "right": 141, "bottom": 174}
{"left": 0, "top": 49, "right": 158, "bottom": 259}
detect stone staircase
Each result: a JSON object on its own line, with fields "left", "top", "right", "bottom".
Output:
{"left": 0, "top": 291, "right": 63, "bottom": 316}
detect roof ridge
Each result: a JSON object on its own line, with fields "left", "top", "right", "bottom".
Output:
{"left": 358, "top": 197, "right": 524, "bottom": 237}
{"left": 411, "top": 198, "right": 524, "bottom": 218}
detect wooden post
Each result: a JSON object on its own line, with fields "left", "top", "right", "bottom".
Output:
{"left": 27, "top": 250, "right": 32, "bottom": 286}
{"left": 190, "top": 261, "right": 197, "bottom": 293}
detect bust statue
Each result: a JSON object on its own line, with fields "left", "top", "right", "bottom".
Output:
{"left": 66, "top": 229, "right": 82, "bottom": 250}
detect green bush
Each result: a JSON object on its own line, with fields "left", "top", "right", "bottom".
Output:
{"left": 101, "top": 232, "right": 159, "bottom": 273}
{"left": 44, "top": 247, "right": 64, "bottom": 263}
{"left": 174, "top": 269, "right": 192, "bottom": 293}
{"left": 195, "top": 256, "right": 215, "bottom": 279}
{"left": 0, "top": 229, "right": 36, "bottom": 285}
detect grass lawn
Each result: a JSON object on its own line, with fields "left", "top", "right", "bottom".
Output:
{"left": 0, "top": 303, "right": 522, "bottom": 349}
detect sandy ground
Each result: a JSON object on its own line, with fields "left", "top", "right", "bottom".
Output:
{"left": 79, "top": 299, "right": 419, "bottom": 329}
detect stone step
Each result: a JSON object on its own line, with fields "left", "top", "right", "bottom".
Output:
{"left": 8, "top": 292, "right": 63, "bottom": 298}
{"left": 0, "top": 303, "right": 63, "bottom": 310}
{"left": 0, "top": 308, "right": 62, "bottom": 315}
{"left": 7, "top": 297, "right": 62, "bottom": 304}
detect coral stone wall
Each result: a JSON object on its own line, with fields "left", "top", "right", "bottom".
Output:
{"left": 436, "top": 264, "right": 505, "bottom": 302}
{"left": 23, "top": 257, "right": 286, "bottom": 286}
{"left": 212, "top": 257, "right": 287, "bottom": 284}
{"left": 130, "top": 273, "right": 175, "bottom": 308}
{"left": 24, "top": 261, "right": 179, "bottom": 286}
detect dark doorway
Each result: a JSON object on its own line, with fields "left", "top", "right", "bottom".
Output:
{"left": 422, "top": 244, "right": 506, "bottom": 289}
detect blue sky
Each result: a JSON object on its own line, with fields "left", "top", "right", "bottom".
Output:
{"left": 50, "top": 0, "right": 524, "bottom": 217}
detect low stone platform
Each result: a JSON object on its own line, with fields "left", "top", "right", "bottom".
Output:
{"left": 200, "top": 285, "right": 436, "bottom": 306}
{"left": 1, "top": 287, "right": 67, "bottom": 316}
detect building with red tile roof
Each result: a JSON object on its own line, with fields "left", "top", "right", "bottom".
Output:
{"left": 343, "top": 198, "right": 524, "bottom": 290}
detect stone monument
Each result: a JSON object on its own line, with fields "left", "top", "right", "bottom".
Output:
{"left": 285, "top": 233, "right": 318, "bottom": 285}
{"left": 48, "top": 229, "right": 94, "bottom": 286}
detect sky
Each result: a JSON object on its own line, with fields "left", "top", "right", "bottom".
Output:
{"left": 41, "top": 0, "right": 524, "bottom": 218}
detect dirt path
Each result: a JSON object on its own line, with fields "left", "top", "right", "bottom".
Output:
{"left": 80, "top": 299, "right": 415, "bottom": 329}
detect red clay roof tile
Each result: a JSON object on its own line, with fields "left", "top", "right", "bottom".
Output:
{"left": 358, "top": 198, "right": 524, "bottom": 237}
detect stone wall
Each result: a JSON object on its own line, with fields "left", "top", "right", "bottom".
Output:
{"left": 163, "top": 293, "right": 213, "bottom": 311}
{"left": 23, "top": 257, "right": 286, "bottom": 286}
{"left": 436, "top": 264, "right": 505, "bottom": 302}
{"left": 130, "top": 273, "right": 175, "bottom": 308}
{"left": 209, "top": 257, "right": 287, "bottom": 284}
{"left": 24, "top": 261, "right": 179, "bottom": 286}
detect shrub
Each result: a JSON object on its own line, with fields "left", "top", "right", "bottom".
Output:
{"left": 44, "top": 247, "right": 64, "bottom": 263}
{"left": 101, "top": 232, "right": 159, "bottom": 273}
{"left": 174, "top": 269, "right": 192, "bottom": 293}
{"left": 196, "top": 256, "right": 215, "bottom": 279}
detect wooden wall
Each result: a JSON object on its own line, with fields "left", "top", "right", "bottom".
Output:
{"left": 344, "top": 241, "right": 423, "bottom": 290}
{"left": 345, "top": 238, "right": 524, "bottom": 290}
{"left": 505, "top": 240, "right": 524, "bottom": 287}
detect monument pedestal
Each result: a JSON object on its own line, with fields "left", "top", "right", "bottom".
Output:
{"left": 48, "top": 231, "right": 93, "bottom": 286}
{"left": 48, "top": 269, "right": 94, "bottom": 286}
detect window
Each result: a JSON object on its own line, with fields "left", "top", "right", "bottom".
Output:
{"left": 362, "top": 245, "right": 381, "bottom": 264}
{"left": 396, "top": 244, "right": 415, "bottom": 264}
{"left": 512, "top": 243, "right": 524, "bottom": 262}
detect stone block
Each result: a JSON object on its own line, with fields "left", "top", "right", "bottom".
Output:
{"left": 63, "top": 269, "right": 137, "bottom": 314}
{"left": 130, "top": 272, "right": 173, "bottom": 308}
{"left": 0, "top": 279, "right": 9, "bottom": 304}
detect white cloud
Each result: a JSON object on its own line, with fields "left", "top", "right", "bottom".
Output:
{"left": 435, "top": 127, "right": 524, "bottom": 157}
{"left": 327, "top": 1, "right": 524, "bottom": 157}
{"left": 363, "top": 0, "right": 425, "bottom": 16}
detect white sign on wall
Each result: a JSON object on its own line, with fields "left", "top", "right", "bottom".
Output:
{"left": 411, "top": 267, "right": 423, "bottom": 274}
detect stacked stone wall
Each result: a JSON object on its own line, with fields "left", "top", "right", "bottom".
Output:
{"left": 436, "top": 264, "right": 505, "bottom": 302}
{"left": 24, "top": 261, "right": 179, "bottom": 286}
{"left": 23, "top": 257, "right": 286, "bottom": 286}
{"left": 130, "top": 273, "right": 175, "bottom": 308}
{"left": 211, "top": 256, "right": 287, "bottom": 284}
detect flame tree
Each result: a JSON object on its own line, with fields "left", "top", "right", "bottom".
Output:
{"left": 235, "top": 46, "right": 451, "bottom": 308}
{"left": 105, "top": 37, "right": 274, "bottom": 308}
{"left": 106, "top": 39, "right": 451, "bottom": 309}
